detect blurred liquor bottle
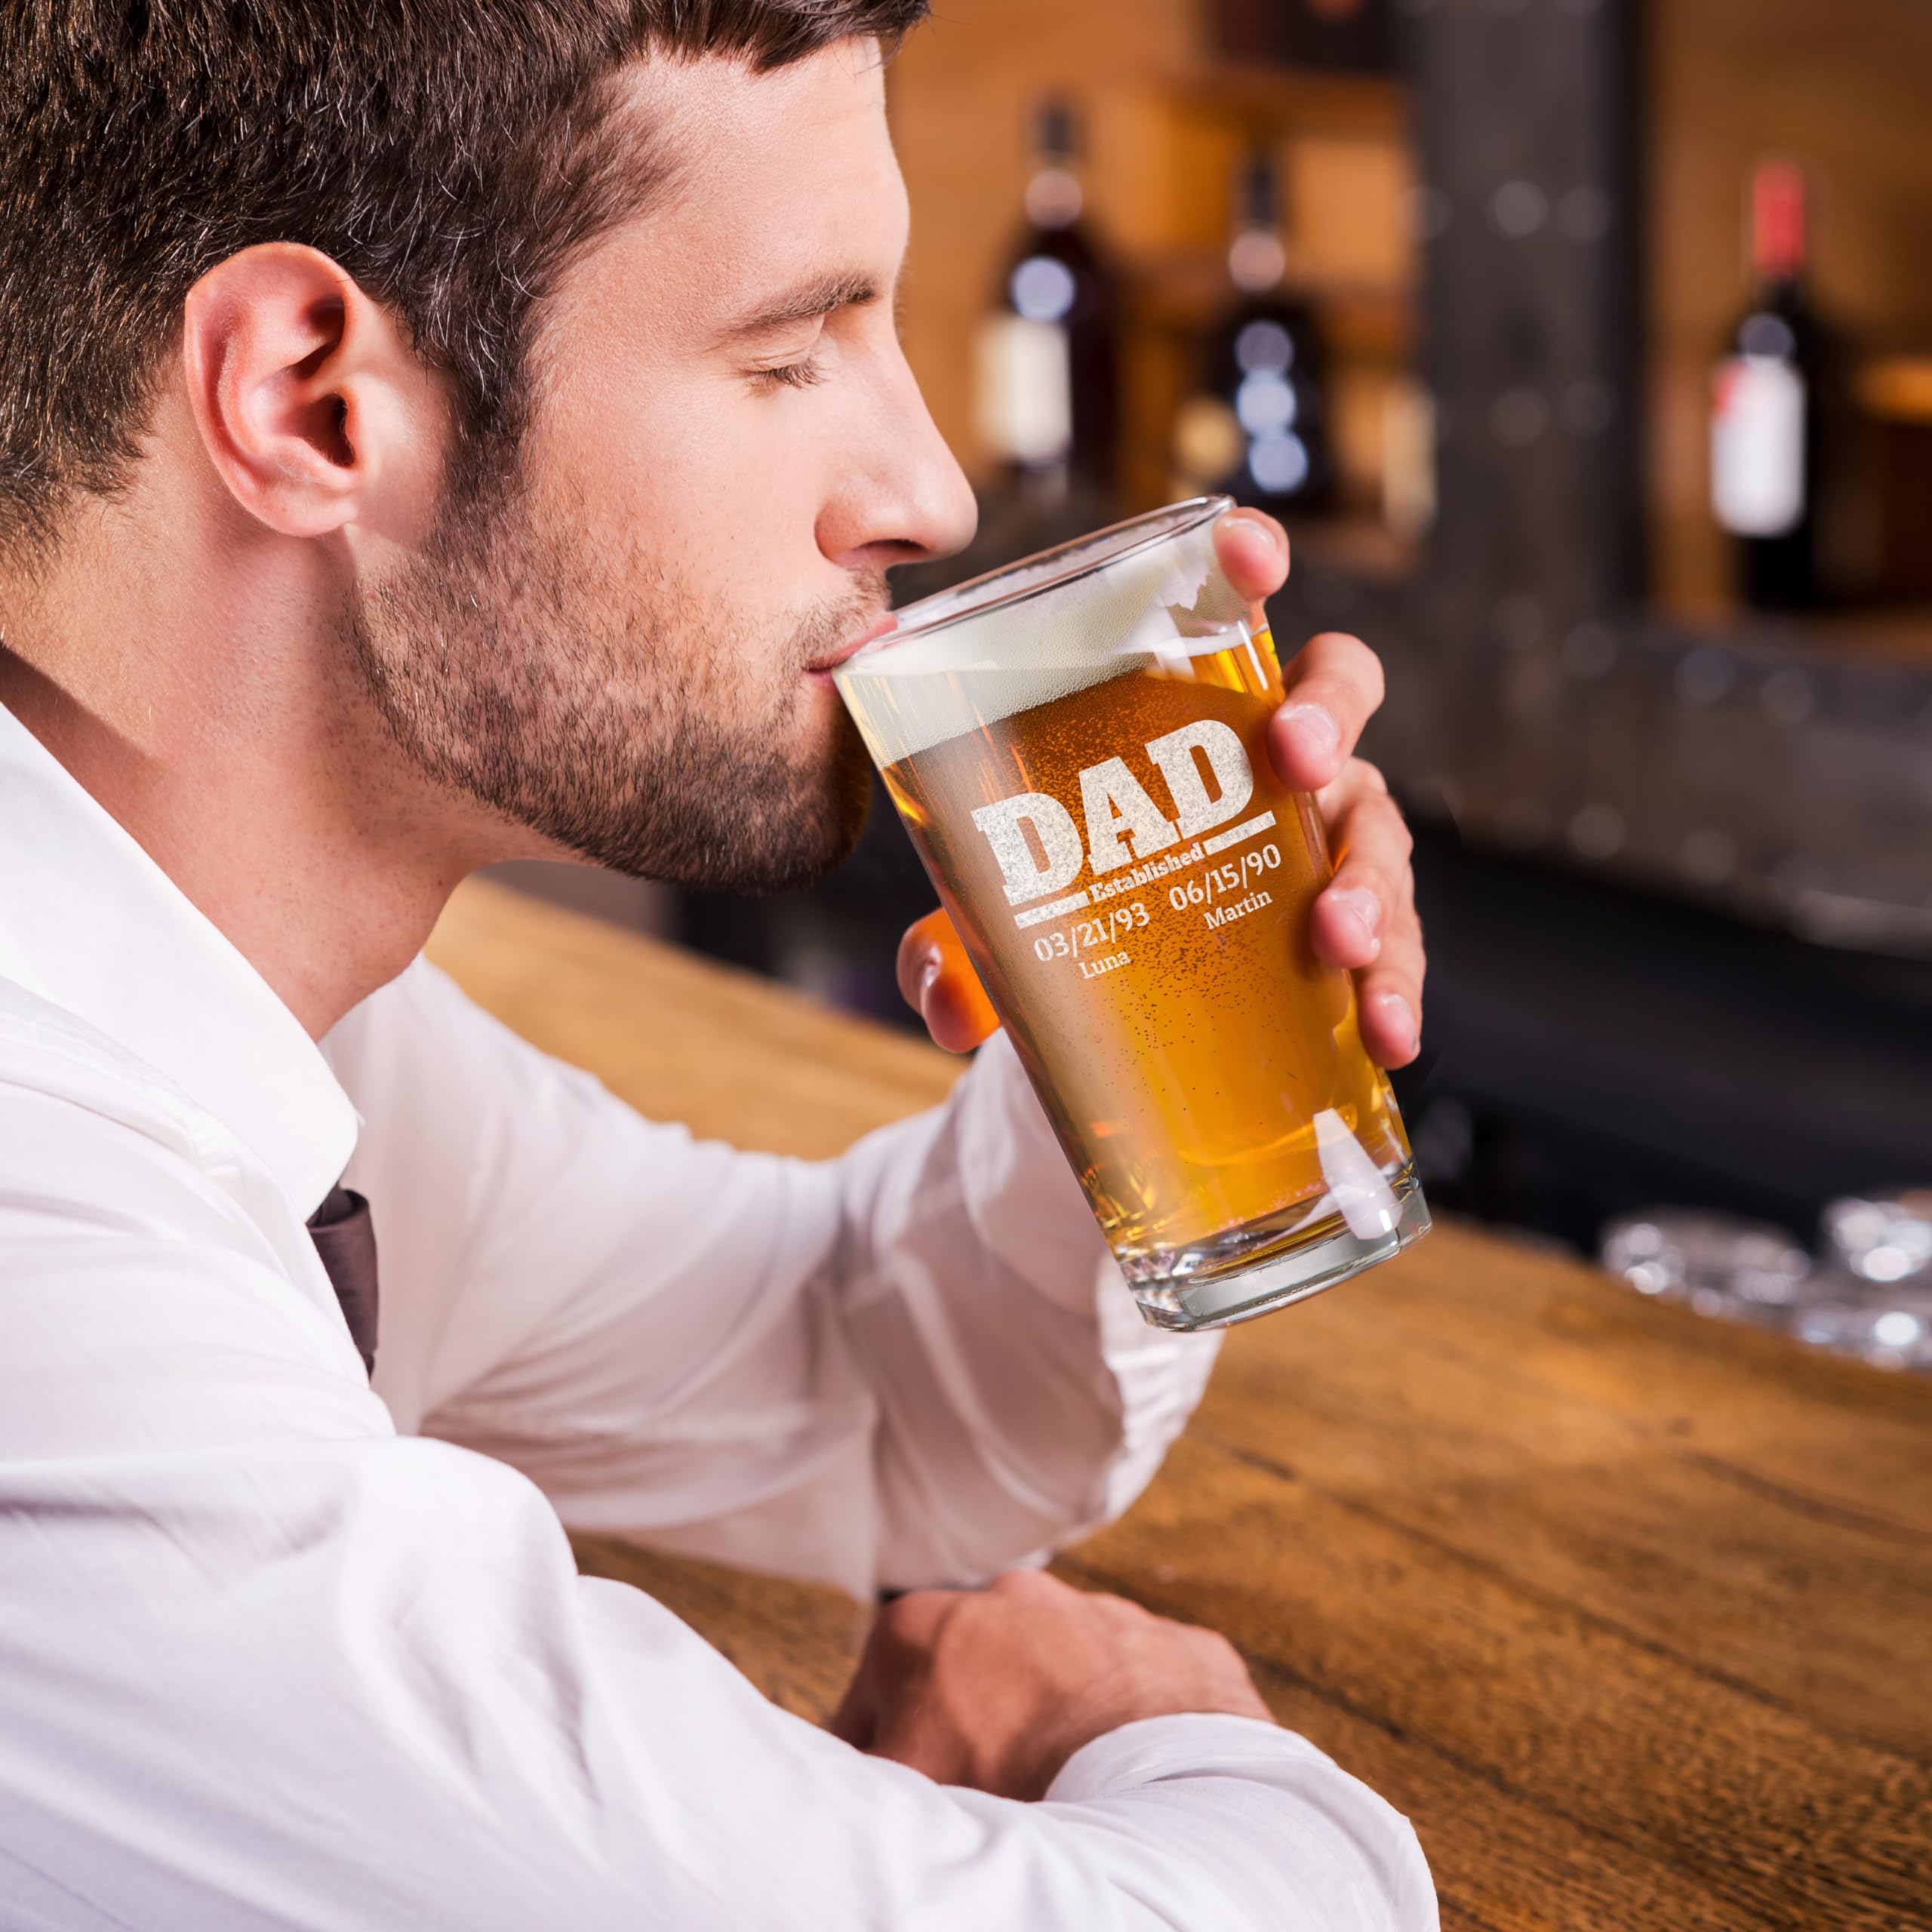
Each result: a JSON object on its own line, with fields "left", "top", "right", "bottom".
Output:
{"left": 1709, "top": 161, "right": 1838, "bottom": 611}
{"left": 1213, "top": 0, "right": 1393, "bottom": 73}
{"left": 973, "top": 97, "right": 1121, "bottom": 510}
{"left": 1171, "top": 150, "right": 1335, "bottom": 517}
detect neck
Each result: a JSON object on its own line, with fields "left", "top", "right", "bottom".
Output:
{"left": 0, "top": 489, "right": 510, "bottom": 1040}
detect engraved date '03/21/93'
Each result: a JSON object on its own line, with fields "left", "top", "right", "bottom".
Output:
{"left": 1029, "top": 841, "right": 1285, "bottom": 968}
{"left": 1032, "top": 900, "right": 1149, "bottom": 962}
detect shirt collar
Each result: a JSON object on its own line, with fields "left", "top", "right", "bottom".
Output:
{"left": 0, "top": 700, "right": 358, "bottom": 1221}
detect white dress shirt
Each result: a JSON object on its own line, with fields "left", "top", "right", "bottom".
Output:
{"left": 0, "top": 697, "right": 1435, "bottom": 1930}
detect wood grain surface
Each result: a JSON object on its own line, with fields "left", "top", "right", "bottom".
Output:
{"left": 430, "top": 872, "right": 963, "bottom": 1154}
{"left": 428, "top": 878, "right": 1932, "bottom": 1932}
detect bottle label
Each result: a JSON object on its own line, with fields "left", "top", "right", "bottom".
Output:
{"left": 1711, "top": 355, "right": 1806, "bottom": 537}
{"left": 974, "top": 315, "right": 1072, "bottom": 465}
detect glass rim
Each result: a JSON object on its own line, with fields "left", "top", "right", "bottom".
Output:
{"left": 846, "top": 493, "right": 1235, "bottom": 665}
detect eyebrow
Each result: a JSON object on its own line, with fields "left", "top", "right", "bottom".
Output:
{"left": 715, "top": 270, "right": 881, "bottom": 343}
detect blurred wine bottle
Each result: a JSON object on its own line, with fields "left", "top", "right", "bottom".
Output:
{"left": 1171, "top": 149, "right": 1335, "bottom": 518}
{"left": 1709, "top": 161, "right": 1838, "bottom": 611}
{"left": 973, "top": 97, "right": 1121, "bottom": 511}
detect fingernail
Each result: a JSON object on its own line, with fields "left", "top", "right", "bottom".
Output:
{"left": 919, "top": 955, "right": 942, "bottom": 1001}
{"left": 1373, "top": 992, "right": 1419, "bottom": 1056}
{"left": 1327, "top": 887, "right": 1382, "bottom": 955}
{"left": 1281, "top": 703, "right": 1340, "bottom": 765}
{"left": 1221, "top": 509, "right": 1283, "bottom": 556}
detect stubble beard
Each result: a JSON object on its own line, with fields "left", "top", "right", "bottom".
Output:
{"left": 345, "top": 469, "right": 880, "bottom": 893}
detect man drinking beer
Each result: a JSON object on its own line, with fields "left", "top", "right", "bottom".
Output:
{"left": 0, "top": 3, "right": 1432, "bottom": 1924}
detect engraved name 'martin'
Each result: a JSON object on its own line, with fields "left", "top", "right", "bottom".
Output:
{"left": 969, "top": 718, "right": 1254, "bottom": 907}
{"left": 1205, "top": 889, "right": 1272, "bottom": 929}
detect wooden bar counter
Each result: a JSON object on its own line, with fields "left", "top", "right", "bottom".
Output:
{"left": 428, "top": 878, "right": 1931, "bottom": 1932}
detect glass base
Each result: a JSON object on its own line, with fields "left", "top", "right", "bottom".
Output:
{"left": 1123, "top": 1164, "right": 1432, "bottom": 1331}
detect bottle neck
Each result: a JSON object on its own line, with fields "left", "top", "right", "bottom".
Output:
{"left": 1025, "top": 162, "right": 1084, "bottom": 232}
{"left": 1229, "top": 225, "right": 1286, "bottom": 297}
{"left": 1026, "top": 100, "right": 1084, "bottom": 231}
{"left": 1230, "top": 154, "right": 1286, "bottom": 296}
{"left": 1751, "top": 162, "right": 1807, "bottom": 291}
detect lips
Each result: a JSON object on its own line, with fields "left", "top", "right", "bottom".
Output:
{"left": 808, "top": 612, "right": 898, "bottom": 675}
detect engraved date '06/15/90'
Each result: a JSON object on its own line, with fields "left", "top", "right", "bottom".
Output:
{"left": 1167, "top": 844, "right": 1281, "bottom": 912}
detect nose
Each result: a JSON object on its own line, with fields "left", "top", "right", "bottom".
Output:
{"left": 819, "top": 334, "right": 978, "bottom": 577}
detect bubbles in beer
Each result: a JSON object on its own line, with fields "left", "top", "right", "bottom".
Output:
{"left": 878, "top": 632, "right": 1409, "bottom": 1258}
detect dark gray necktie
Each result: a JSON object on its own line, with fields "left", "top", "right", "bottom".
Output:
{"left": 308, "top": 1186, "right": 379, "bottom": 1376}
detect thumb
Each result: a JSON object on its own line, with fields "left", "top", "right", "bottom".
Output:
{"left": 897, "top": 908, "right": 1001, "bottom": 1054}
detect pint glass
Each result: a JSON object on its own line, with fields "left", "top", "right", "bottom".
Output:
{"left": 835, "top": 497, "right": 1429, "bottom": 1329}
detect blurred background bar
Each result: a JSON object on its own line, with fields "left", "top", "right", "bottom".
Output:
{"left": 499, "top": 0, "right": 1932, "bottom": 1358}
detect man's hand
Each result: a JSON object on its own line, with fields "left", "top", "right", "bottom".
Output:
{"left": 1218, "top": 510, "right": 1423, "bottom": 1068}
{"left": 897, "top": 509, "right": 1424, "bottom": 1066}
{"left": 831, "top": 1570, "right": 1273, "bottom": 1802}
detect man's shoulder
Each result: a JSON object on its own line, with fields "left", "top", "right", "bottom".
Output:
{"left": 0, "top": 970, "right": 324, "bottom": 1301}
{"left": 0, "top": 969, "right": 214, "bottom": 1168}
{"left": 0, "top": 970, "right": 392, "bottom": 1453}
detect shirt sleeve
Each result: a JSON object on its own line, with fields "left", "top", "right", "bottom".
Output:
{"left": 328, "top": 959, "right": 1222, "bottom": 1597}
{"left": 0, "top": 1080, "right": 1432, "bottom": 1932}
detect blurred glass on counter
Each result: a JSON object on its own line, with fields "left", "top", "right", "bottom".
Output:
{"left": 1601, "top": 1211, "right": 1813, "bottom": 1328}
{"left": 1822, "top": 1189, "right": 1932, "bottom": 1285}
{"left": 1801, "top": 1189, "right": 1932, "bottom": 1373}
{"left": 1602, "top": 1192, "right": 1932, "bottom": 1373}
{"left": 1171, "top": 149, "right": 1335, "bottom": 518}
{"left": 1790, "top": 1296, "right": 1932, "bottom": 1374}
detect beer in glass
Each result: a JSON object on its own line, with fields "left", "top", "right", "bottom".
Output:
{"left": 836, "top": 497, "right": 1429, "bottom": 1328}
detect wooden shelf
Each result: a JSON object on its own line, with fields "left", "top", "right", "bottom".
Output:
{"left": 1122, "top": 252, "right": 1417, "bottom": 361}
{"left": 1172, "top": 63, "right": 1408, "bottom": 141}
{"left": 1860, "top": 358, "right": 1932, "bottom": 429}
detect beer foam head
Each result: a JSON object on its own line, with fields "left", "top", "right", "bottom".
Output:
{"left": 836, "top": 497, "right": 1253, "bottom": 768}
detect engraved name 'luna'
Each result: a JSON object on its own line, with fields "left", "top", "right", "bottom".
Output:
{"left": 970, "top": 718, "right": 1254, "bottom": 907}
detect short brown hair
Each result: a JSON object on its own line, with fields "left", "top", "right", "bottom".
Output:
{"left": 0, "top": 1, "right": 927, "bottom": 558}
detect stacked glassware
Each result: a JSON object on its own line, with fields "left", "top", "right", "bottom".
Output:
{"left": 1601, "top": 1190, "right": 1932, "bottom": 1372}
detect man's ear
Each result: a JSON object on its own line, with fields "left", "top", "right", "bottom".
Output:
{"left": 180, "top": 242, "right": 447, "bottom": 542}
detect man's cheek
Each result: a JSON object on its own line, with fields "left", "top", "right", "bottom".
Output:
{"left": 708, "top": 412, "right": 841, "bottom": 580}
